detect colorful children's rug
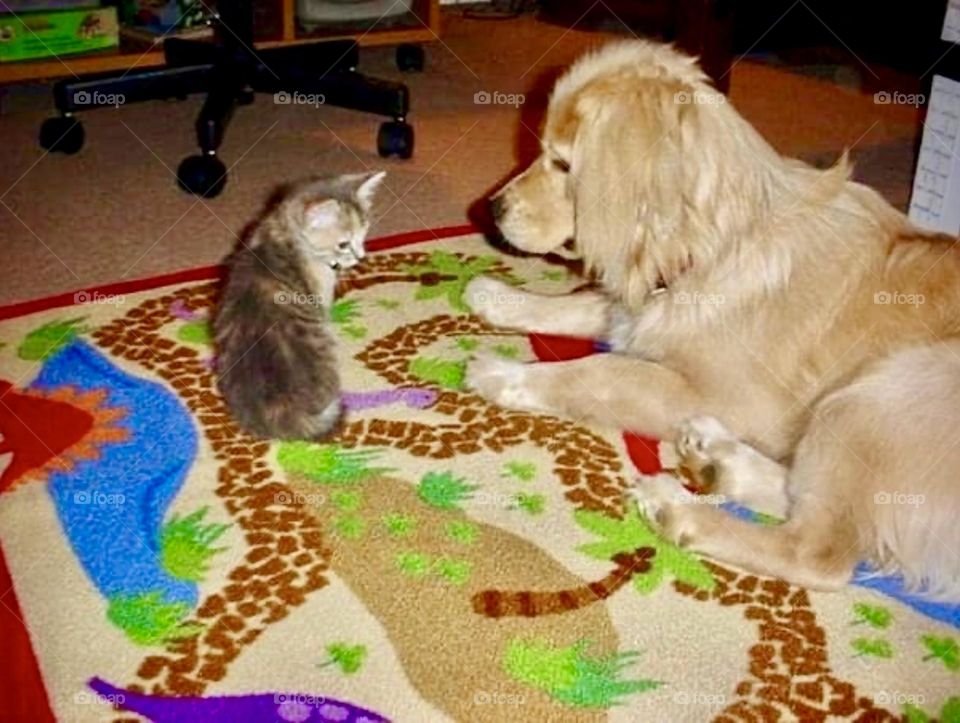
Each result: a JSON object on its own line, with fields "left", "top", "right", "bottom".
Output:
{"left": 1, "top": 227, "right": 958, "bottom": 723}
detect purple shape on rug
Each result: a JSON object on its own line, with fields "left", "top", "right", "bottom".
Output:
{"left": 593, "top": 340, "right": 612, "bottom": 353}
{"left": 342, "top": 388, "right": 437, "bottom": 412}
{"left": 87, "top": 677, "right": 389, "bottom": 723}
{"left": 170, "top": 299, "right": 204, "bottom": 322}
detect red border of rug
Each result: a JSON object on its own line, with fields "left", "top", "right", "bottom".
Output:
{"left": 0, "top": 223, "right": 476, "bottom": 721}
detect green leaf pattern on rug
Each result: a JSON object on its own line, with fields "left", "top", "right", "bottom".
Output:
{"left": 334, "top": 514, "right": 365, "bottom": 539}
{"left": 851, "top": 637, "right": 894, "bottom": 659}
{"left": 921, "top": 635, "right": 959, "bottom": 671}
{"left": 106, "top": 592, "right": 204, "bottom": 646}
{"left": 160, "top": 507, "right": 230, "bottom": 582}
{"left": 400, "top": 251, "right": 522, "bottom": 312}
{"left": 575, "top": 507, "right": 715, "bottom": 594}
{"left": 331, "top": 299, "right": 367, "bottom": 339}
{"left": 394, "top": 551, "right": 472, "bottom": 586}
{"left": 851, "top": 602, "right": 893, "bottom": 629}
{"left": 904, "top": 697, "right": 960, "bottom": 723}
{"left": 277, "top": 443, "right": 392, "bottom": 485}
{"left": 417, "top": 471, "right": 476, "bottom": 510}
{"left": 176, "top": 320, "right": 212, "bottom": 345}
{"left": 331, "top": 299, "right": 361, "bottom": 324}
{"left": 332, "top": 490, "right": 363, "bottom": 511}
{"left": 17, "top": 317, "right": 87, "bottom": 360}
{"left": 408, "top": 356, "right": 466, "bottom": 390}
{"left": 382, "top": 513, "right": 417, "bottom": 538}
{"left": 514, "top": 492, "right": 546, "bottom": 516}
{"left": 445, "top": 519, "right": 479, "bottom": 545}
{"left": 493, "top": 343, "right": 519, "bottom": 358}
{"left": 435, "top": 557, "right": 471, "bottom": 586}
{"left": 503, "top": 639, "right": 660, "bottom": 708}
{"left": 455, "top": 337, "right": 479, "bottom": 352}
{"left": 321, "top": 642, "right": 368, "bottom": 675}
{"left": 502, "top": 461, "right": 537, "bottom": 482}
{"left": 396, "top": 551, "right": 432, "bottom": 578}
{"left": 374, "top": 298, "right": 400, "bottom": 310}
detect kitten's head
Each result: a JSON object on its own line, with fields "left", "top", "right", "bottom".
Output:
{"left": 283, "top": 170, "right": 386, "bottom": 269}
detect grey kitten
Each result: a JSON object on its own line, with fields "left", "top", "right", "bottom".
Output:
{"left": 215, "top": 170, "right": 386, "bottom": 440}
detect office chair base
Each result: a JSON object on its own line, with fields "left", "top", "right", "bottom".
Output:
{"left": 378, "top": 120, "right": 414, "bottom": 159}
{"left": 40, "top": 37, "right": 414, "bottom": 196}
{"left": 39, "top": 116, "right": 85, "bottom": 155}
{"left": 177, "top": 154, "right": 229, "bottom": 199}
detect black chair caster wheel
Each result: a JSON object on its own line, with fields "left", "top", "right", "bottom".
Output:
{"left": 396, "top": 44, "right": 424, "bottom": 72}
{"left": 39, "top": 116, "right": 84, "bottom": 154}
{"left": 377, "top": 120, "right": 414, "bottom": 159}
{"left": 177, "top": 154, "right": 228, "bottom": 198}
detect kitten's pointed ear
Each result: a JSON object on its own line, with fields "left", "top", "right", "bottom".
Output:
{"left": 303, "top": 199, "right": 341, "bottom": 230}
{"left": 356, "top": 170, "right": 387, "bottom": 209}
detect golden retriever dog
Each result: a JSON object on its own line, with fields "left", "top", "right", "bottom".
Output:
{"left": 464, "top": 40, "right": 960, "bottom": 599}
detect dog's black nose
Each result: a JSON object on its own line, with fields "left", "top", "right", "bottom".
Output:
{"left": 490, "top": 195, "right": 507, "bottom": 222}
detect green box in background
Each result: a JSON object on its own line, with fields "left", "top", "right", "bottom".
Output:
{"left": 0, "top": 6, "right": 119, "bottom": 63}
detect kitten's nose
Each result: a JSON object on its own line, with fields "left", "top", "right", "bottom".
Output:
{"left": 490, "top": 195, "right": 508, "bottom": 223}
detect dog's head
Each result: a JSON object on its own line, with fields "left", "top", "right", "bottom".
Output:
{"left": 491, "top": 41, "right": 790, "bottom": 308}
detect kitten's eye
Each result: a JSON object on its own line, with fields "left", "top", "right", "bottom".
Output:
{"left": 337, "top": 240, "right": 351, "bottom": 251}
{"left": 552, "top": 158, "right": 571, "bottom": 173}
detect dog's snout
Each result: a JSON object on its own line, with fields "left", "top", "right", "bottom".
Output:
{"left": 490, "top": 194, "right": 508, "bottom": 223}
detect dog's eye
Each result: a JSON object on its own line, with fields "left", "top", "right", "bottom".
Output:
{"left": 552, "top": 158, "right": 571, "bottom": 173}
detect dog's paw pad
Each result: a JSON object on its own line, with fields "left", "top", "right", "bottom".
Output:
{"left": 630, "top": 474, "right": 701, "bottom": 545}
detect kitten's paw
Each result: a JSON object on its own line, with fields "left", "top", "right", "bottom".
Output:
{"left": 464, "top": 277, "right": 528, "bottom": 329}
{"left": 465, "top": 354, "right": 538, "bottom": 410}
{"left": 630, "top": 473, "right": 699, "bottom": 547}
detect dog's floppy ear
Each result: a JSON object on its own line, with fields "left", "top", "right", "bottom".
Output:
{"left": 571, "top": 81, "right": 705, "bottom": 309}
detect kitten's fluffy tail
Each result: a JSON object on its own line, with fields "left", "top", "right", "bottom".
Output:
{"left": 262, "top": 397, "right": 343, "bottom": 440}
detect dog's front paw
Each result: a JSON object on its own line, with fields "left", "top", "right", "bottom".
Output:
{"left": 465, "top": 354, "right": 539, "bottom": 411}
{"left": 630, "top": 473, "right": 699, "bottom": 547}
{"left": 464, "top": 277, "right": 526, "bottom": 329}
{"left": 674, "top": 416, "right": 739, "bottom": 490}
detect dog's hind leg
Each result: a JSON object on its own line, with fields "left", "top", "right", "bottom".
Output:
{"left": 675, "top": 416, "right": 790, "bottom": 517}
{"left": 632, "top": 404, "right": 874, "bottom": 590}
{"left": 464, "top": 276, "right": 611, "bottom": 337}
{"left": 631, "top": 470, "right": 861, "bottom": 591}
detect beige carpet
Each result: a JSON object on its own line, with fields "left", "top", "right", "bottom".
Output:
{"left": 0, "top": 12, "right": 922, "bottom": 306}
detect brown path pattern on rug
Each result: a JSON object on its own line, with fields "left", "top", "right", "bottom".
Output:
{"left": 349, "top": 313, "right": 629, "bottom": 517}
{"left": 674, "top": 565, "right": 896, "bottom": 722}
{"left": 92, "top": 284, "right": 332, "bottom": 697}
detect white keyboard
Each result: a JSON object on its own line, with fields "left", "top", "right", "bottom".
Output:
{"left": 908, "top": 74, "right": 960, "bottom": 235}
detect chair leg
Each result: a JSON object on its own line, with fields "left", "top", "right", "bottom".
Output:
{"left": 195, "top": 79, "right": 238, "bottom": 155}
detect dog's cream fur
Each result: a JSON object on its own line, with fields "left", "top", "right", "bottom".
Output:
{"left": 466, "top": 40, "right": 960, "bottom": 599}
